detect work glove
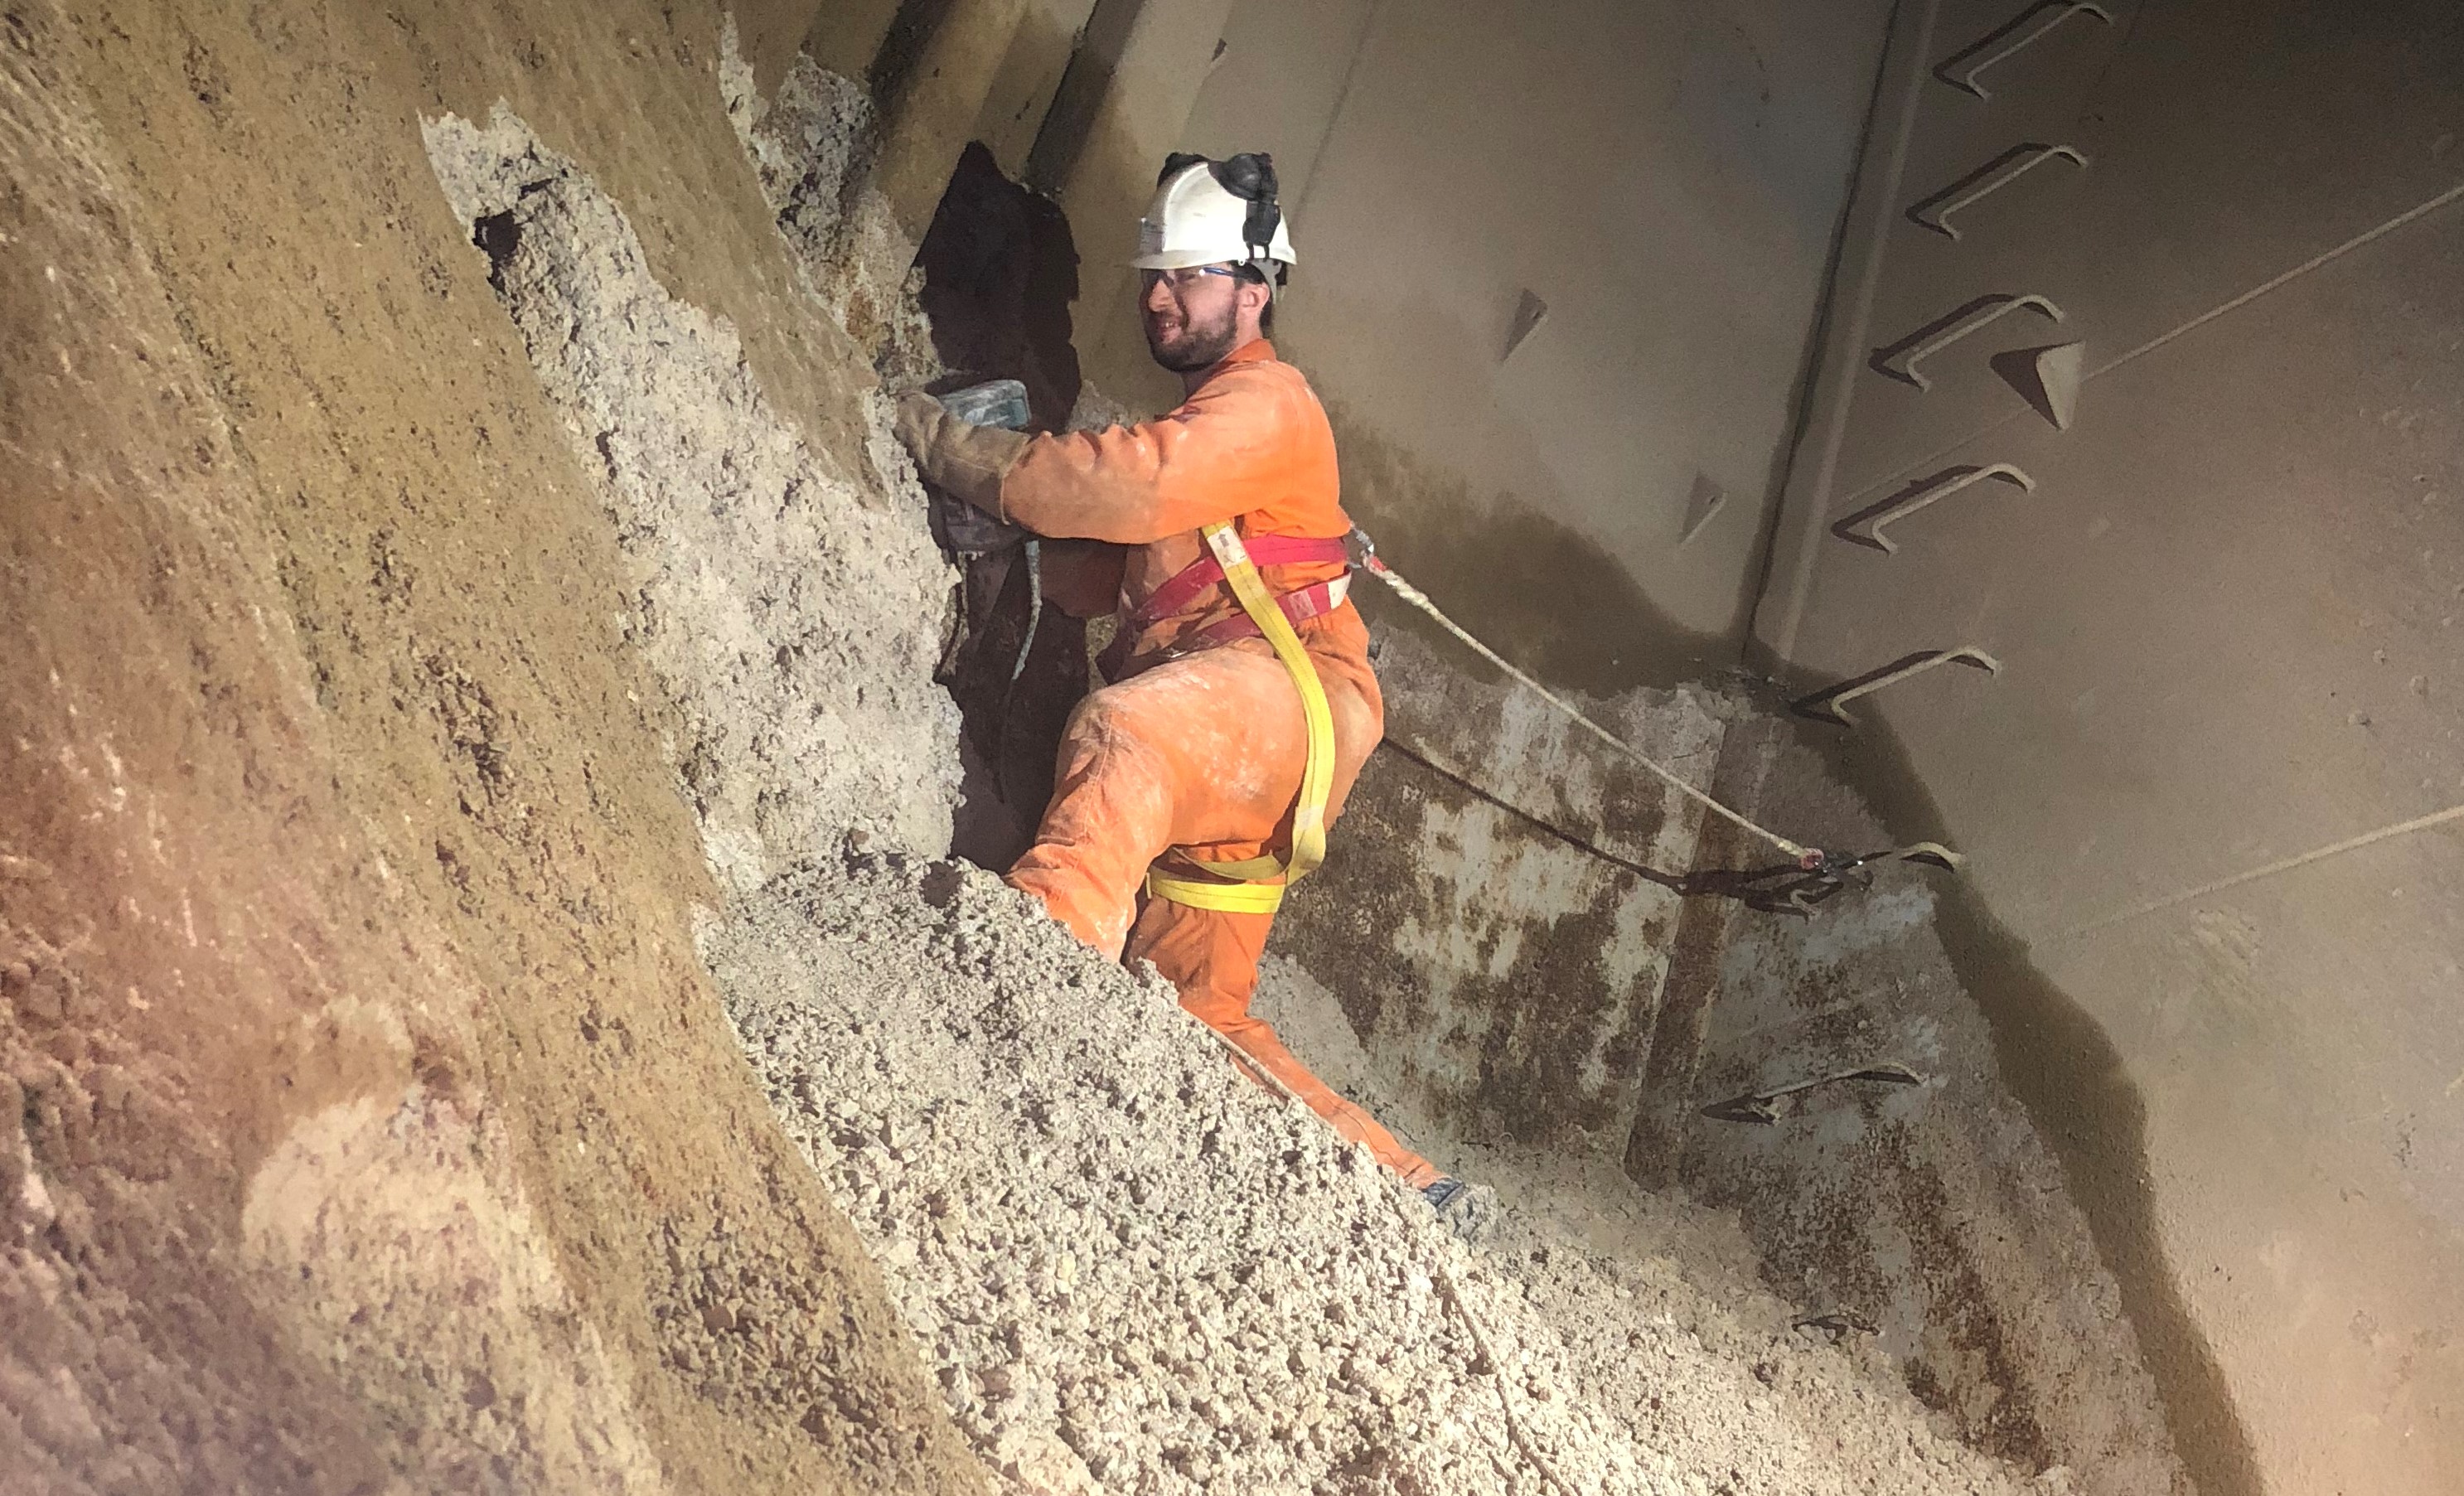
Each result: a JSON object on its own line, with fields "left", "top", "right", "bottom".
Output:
{"left": 894, "top": 391, "right": 1029, "bottom": 518}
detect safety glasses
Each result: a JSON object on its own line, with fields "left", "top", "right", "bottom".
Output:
{"left": 1138, "top": 264, "right": 1241, "bottom": 294}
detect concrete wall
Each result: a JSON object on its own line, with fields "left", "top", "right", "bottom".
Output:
{"left": 1752, "top": 2, "right": 2464, "bottom": 1492}
{"left": 796, "top": 0, "right": 1099, "bottom": 184}
{"left": 1624, "top": 711, "right": 2192, "bottom": 1494}
{"left": 1112, "top": 0, "right": 1898, "bottom": 683}
{"left": 1267, "top": 631, "right": 1722, "bottom": 1150}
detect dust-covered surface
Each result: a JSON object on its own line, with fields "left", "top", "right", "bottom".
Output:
{"left": 719, "top": 17, "right": 935, "bottom": 384}
{"left": 421, "top": 105, "right": 962, "bottom": 891}
{"left": 714, "top": 855, "right": 2044, "bottom": 1496}
{"left": 2, "top": 2, "right": 988, "bottom": 1491}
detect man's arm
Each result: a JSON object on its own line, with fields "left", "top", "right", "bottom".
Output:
{"left": 893, "top": 393, "right": 1029, "bottom": 512}
{"left": 990, "top": 365, "right": 1298, "bottom": 545}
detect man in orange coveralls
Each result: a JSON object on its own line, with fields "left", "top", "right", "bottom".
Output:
{"left": 896, "top": 153, "right": 1470, "bottom": 1216}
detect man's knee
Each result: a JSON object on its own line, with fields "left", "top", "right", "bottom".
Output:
{"left": 1059, "top": 682, "right": 1114, "bottom": 736}
{"left": 1127, "top": 899, "right": 1270, "bottom": 1021}
{"left": 1054, "top": 680, "right": 1155, "bottom": 770}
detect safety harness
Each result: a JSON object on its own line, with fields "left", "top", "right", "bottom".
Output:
{"left": 1140, "top": 524, "right": 1344, "bottom": 915}
{"left": 1121, "top": 532, "right": 1350, "bottom": 645}
{"left": 1130, "top": 520, "right": 1959, "bottom": 917}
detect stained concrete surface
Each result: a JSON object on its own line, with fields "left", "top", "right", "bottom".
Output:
{"left": 1753, "top": 0, "right": 2464, "bottom": 1489}
{"left": 1264, "top": 619, "right": 2187, "bottom": 1493}
{"left": 1660, "top": 718, "right": 2199, "bottom": 1495}
{"left": 1269, "top": 629, "right": 1723, "bottom": 1147}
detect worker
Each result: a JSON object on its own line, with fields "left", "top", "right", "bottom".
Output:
{"left": 895, "top": 153, "right": 1474, "bottom": 1218}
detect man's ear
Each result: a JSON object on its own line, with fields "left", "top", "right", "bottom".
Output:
{"left": 1239, "top": 279, "right": 1271, "bottom": 325}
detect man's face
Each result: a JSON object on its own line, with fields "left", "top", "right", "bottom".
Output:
{"left": 1141, "top": 265, "right": 1250, "bottom": 373}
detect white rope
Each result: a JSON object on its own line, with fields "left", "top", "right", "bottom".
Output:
{"left": 1356, "top": 555, "right": 1813, "bottom": 863}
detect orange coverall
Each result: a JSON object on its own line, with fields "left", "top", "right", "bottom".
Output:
{"left": 990, "top": 338, "right": 1440, "bottom": 1189}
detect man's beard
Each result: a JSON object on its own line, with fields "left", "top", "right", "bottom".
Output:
{"left": 1145, "top": 298, "right": 1241, "bottom": 373}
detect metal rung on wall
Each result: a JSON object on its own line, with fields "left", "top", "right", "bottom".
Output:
{"left": 1702, "top": 1065, "right": 1924, "bottom": 1125}
{"left": 1794, "top": 648, "right": 2002, "bottom": 726}
{"left": 1935, "top": 2, "right": 2114, "bottom": 100}
{"left": 1873, "top": 294, "right": 2065, "bottom": 390}
{"left": 1909, "top": 144, "right": 2089, "bottom": 240}
{"left": 1835, "top": 463, "right": 2036, "bottom": 553}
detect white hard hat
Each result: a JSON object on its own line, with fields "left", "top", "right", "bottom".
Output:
{"left": 1130, "top": 153, "right": 1297, "bottom": 281}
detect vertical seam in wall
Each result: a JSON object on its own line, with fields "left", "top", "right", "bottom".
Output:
{"left": 1022, "top": 0, "right": 1150, "bottom": 194}
{"left": 1287, "top": 0, "right": 1385, "bottom": 222}
{"left": 1745, "top": 0, "right": 1942, "bottom": 670}
{"left": 1735, "top": 0, "right": 1903, "bottom": 659}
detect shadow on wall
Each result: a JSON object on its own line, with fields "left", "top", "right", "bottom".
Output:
{"left": 1795, "top": 706, "right": 2268, "bottom": 1496}
{"left": 1328, "top": 405, "right": 1731, "bottom": 696}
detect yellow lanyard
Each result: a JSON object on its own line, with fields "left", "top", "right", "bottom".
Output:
{"left": 1142, "top": 521, "right": 1338, "bottom": 915}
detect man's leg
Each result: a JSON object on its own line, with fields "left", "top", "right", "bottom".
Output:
{"left": 1006, "top": 624, "right": 1438, "bottom": 1186}
{"left": 1125, "top": 894, "right": 1445, "bottom": 1189}
{"left": 1002, "top": 685, "right": 1180, "bottom": 955}
{"left": 1007, "top": 645, "right": 1307, "bottom": 955}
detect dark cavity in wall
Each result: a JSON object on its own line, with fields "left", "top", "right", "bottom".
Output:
{"left": 472, "top": 209, "right": 520, "bottom": 291}
{"left": 908, "top": 139, "right": 1091, "bottom": 865}
{"left": 916, "top": 142, "right": 1083, "bottom": 428}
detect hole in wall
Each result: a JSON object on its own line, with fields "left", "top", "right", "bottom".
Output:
{"left": 471, "top": 209, "right": 520, "bottom": 289}
{"left": 906, "top": 141, "right": 1092, "bottom": 867}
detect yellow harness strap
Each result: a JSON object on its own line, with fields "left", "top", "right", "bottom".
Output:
{"left": 1143, "top": 521, "right": 1339, "bottom": 916}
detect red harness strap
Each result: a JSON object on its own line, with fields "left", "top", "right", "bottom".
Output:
{"left": 1127, "top": 533, "right": 1351, "bottom": 629}
{"left": 1179, "top": 576, "right": 1350, "bottom": 651}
